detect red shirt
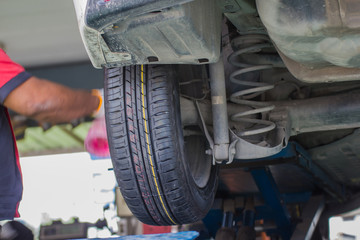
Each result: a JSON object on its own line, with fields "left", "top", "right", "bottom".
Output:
{"left": 0, "top": 49, "right": 31, "bottom": 220}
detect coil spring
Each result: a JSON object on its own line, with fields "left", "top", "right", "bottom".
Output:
{"left": 228, "top": 35, "right": 276, "bottom": 137}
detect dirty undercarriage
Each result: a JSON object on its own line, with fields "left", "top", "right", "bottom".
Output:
{"left": 75, "top": 0, "right": 360, "bottom": 237}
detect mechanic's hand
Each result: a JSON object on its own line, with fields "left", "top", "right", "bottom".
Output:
{"left": 92, "top": 88, "right": 104, "bottom": 118}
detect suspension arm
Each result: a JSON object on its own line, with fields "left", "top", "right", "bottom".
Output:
{"left": 180, "top": 97, "right": 250, "bottom": 127}
{"left": 272, "top": 90, "right": 360, "bottom": 136}
{"left": 181, "top": 90, "right": 360, "bottom": 137}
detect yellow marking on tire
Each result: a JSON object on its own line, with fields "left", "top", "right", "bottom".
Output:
{"left": 141, "top": 65, "right": 177, "bottom": 225}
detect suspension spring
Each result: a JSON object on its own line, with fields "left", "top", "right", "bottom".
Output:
{"left": 228, "top": 35, "right": 276, "bottom": 138}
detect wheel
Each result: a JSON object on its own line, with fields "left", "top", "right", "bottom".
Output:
{"left": 104, "top": 64, "right": 218, "bottom": 225}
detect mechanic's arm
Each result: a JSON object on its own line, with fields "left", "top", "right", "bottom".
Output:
{"left": 3, "top": 76, "right": 100, "bottom": 124}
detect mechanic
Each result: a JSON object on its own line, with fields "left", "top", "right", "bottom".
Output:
{"left": 0, "top": 48, "right": 103, "bottom": 223}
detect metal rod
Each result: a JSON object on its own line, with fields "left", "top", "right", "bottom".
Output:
{"left": 274, "top": 90, "right": 360, "bottom": 135}
{"left": 291, "top": 196, "right": 325, "bottom": 240}
{"left": 181, "top": 90, "right": 360, "bottom": 136}
{"left": 209, "top": 56, "right": 229, "bottom": 161}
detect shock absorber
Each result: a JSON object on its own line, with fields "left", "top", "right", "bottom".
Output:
{"left": 228, "top": 34, "right": 276, "bottom": 142}
{"left": 197, "top": 34, "right": 287, "bottom": 162}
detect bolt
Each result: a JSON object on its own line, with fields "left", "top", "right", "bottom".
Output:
{"left": 224, "top": 5, "right": 234, "bottom": 11}
{"left": 205, "top": 149, "right": 212, "bottom": 155}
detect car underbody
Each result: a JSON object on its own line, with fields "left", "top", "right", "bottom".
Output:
{"left": 74, "top": 0, "right": 360, "bottom": 238}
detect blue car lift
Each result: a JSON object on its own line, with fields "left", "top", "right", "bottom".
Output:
{"left": 203, "top": 142, "right": 347, "bottom": 240}
{"left": 75, "top": 232, "right": 199, "bottom": 240}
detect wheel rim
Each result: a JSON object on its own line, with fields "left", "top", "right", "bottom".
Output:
{"left": 185, "top": 135, "right": 212, "bottom": 188}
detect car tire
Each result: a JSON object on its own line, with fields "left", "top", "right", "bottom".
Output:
{"left": 104, "top": 64, "right": 218, "bottom": 225}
